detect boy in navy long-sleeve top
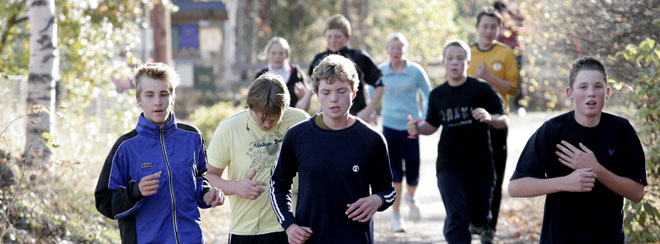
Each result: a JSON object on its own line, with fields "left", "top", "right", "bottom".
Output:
{"left": 270, "top": 55, "right": 396, "bottom": 244}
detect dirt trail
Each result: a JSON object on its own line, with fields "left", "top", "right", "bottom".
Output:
{"left": 200, "top": 112, "right": 558, "bottom": 244}
{"left": 372, "top": 112, "right": 556, "bottom": 244}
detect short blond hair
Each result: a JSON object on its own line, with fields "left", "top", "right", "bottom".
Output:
{"left": 134, "top": 62, "right": 181, "bottom": 96}
{"left": 385, "top": 32, "right": 408, "bottom": 50}
{"left": 442, "top": 39, "right": 471, "bottom": 61}
{"left": 247, "top": 72, "right": 290, "bottom": 121}
{"left": 310, "top": 54, "right": 359, "bottom": 93}
{"left": 325, "top": 14, "right": 351, "bottom": 38}
{"left": 258, "top": 37, "right": 291, "bottom": 61}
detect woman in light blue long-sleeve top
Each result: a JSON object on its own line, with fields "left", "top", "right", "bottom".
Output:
{"left": 378, "top": 32, "right": 431, "bottom": 233}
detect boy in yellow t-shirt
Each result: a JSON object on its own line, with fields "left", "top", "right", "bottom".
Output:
{"left": 466, "top": 6, "right": 519, "bottom": 244}
{"left": 206, "top": 73, "right": 309, "bottom": 244}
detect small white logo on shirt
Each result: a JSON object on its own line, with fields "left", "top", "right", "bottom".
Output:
{"left": 492, "top": 62, "right": 502, "bottom": 71}
{"left": 352, "top": 165, "right": 360, "bottom": 172}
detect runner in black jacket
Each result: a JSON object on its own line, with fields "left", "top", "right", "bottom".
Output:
{"left": 308, "top": 14, "right": 383, "bottom": 123}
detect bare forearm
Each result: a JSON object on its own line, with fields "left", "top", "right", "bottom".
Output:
{"left": 595, "top": 166, "right": 645, "bottom": 202}
{"left": 206, "top": 172, "right": 238, "bottom": 196}
{"left": 489, "top": 114, "right": 509, "bottom": 129}
{"left": 294, "top": 91, "right": 312, "bottom": 112}
{"left": 417, "top": 121, "right": 438, "bottom": 135}
{"left": 508, "top": 177, "right": 564, "bottom": 197}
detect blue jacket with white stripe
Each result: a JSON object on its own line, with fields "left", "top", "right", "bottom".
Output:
{"left": 95, "top": 114, "right": 211, "bottom": 244}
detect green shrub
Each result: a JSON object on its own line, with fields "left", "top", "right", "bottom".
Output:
{"left": 617, "top": 33, "right": 660, "bottom": 242}
{"left": 188, "top": 101, "right": 245, "bottom": 144}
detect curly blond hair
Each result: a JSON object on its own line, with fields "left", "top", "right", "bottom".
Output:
{"left": 310, "top": 54, "right": 359, "bottom": 94}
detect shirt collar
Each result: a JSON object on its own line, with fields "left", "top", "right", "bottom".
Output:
{"left": 136, "top": 113, "right": 177, "bottom": 138}
{"left": 382, "top": 60, "right": 413, "bottom": 76}
{"left": 268, "top": 61, "right": 291, "bottom": 73}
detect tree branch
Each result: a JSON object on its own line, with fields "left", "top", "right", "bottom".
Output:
{"left": 0, "top": 0, "right": 27, "bottom": 49}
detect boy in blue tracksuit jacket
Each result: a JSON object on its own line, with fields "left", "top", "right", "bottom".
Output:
{"left": 95, "top": 63, "right": 225, "bottom": 244}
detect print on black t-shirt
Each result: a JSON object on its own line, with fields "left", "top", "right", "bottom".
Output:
{"left": 426, "top": 77, "right": 504, "bottom": 173}
{"left": 441, "top": 106, "right": 474, "bottom": 127}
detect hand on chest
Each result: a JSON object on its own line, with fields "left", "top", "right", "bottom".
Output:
{"left": 552, "top": 136, "right": 618, "bottom": 174}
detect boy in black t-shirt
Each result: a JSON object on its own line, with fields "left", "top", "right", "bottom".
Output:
{"left": 309, "top": 14, "right": 383, "bottom": 123}
{"left": 508, "top": 57, "right": 647, "bottom": 244}
{"left": 407, "top": 40, "right": 508, "bottom": 243}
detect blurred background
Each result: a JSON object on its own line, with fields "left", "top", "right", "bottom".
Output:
{"left": 0, "top": 0, "right": 658, "bottom": 243}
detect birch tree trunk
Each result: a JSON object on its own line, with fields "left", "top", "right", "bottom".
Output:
{"left": 25, "top": 0, "right": 58, "bottom": 167}
{"left": 222, "top": 0, "right": 239, "bottom": 86}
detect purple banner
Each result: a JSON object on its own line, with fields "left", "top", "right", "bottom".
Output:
{"left": 179, "top": 24, "right": 199, "bottom": 49}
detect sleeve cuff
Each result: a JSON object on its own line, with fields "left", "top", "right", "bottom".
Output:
{"left": 200, "top": 178, "right": 211, "bottom": 199}
{"left": 281, "top": 218, "right": 296, "bottom": 231}
{"left": 376, "top": 194, "right": 388, "bottom": 212}
{"left": 128, "top": 180, "right": 144, "bottom": 202}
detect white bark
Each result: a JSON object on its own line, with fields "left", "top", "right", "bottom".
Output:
{"left": 249, "top": 0, "right": 258, "bottom": 64}
{"left": 25, "top": 0, "right": 58, "bottom": 167}
{"left": 222, "top": 0, "right": 239, "bottom": 87}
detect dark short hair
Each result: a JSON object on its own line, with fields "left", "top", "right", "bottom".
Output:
{"left": 569, "top": 57, "right": 608, "bottom": 88}
{"left": 476, "top": 7, "right": 502, "bottom": 26}
{"left": 325, "top": 14, "right": 351, "bottom": 37}
{"left": 493, "top": 1, "right": 506, "bottom": 11}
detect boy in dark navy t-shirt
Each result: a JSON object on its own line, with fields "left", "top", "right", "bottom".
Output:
{"left": 509, "top": 57, "right": 647, "bottom": 244}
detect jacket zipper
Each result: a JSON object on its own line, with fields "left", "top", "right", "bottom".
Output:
{"left": 161, "top": 128, "right": 181, "bottom": 244}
